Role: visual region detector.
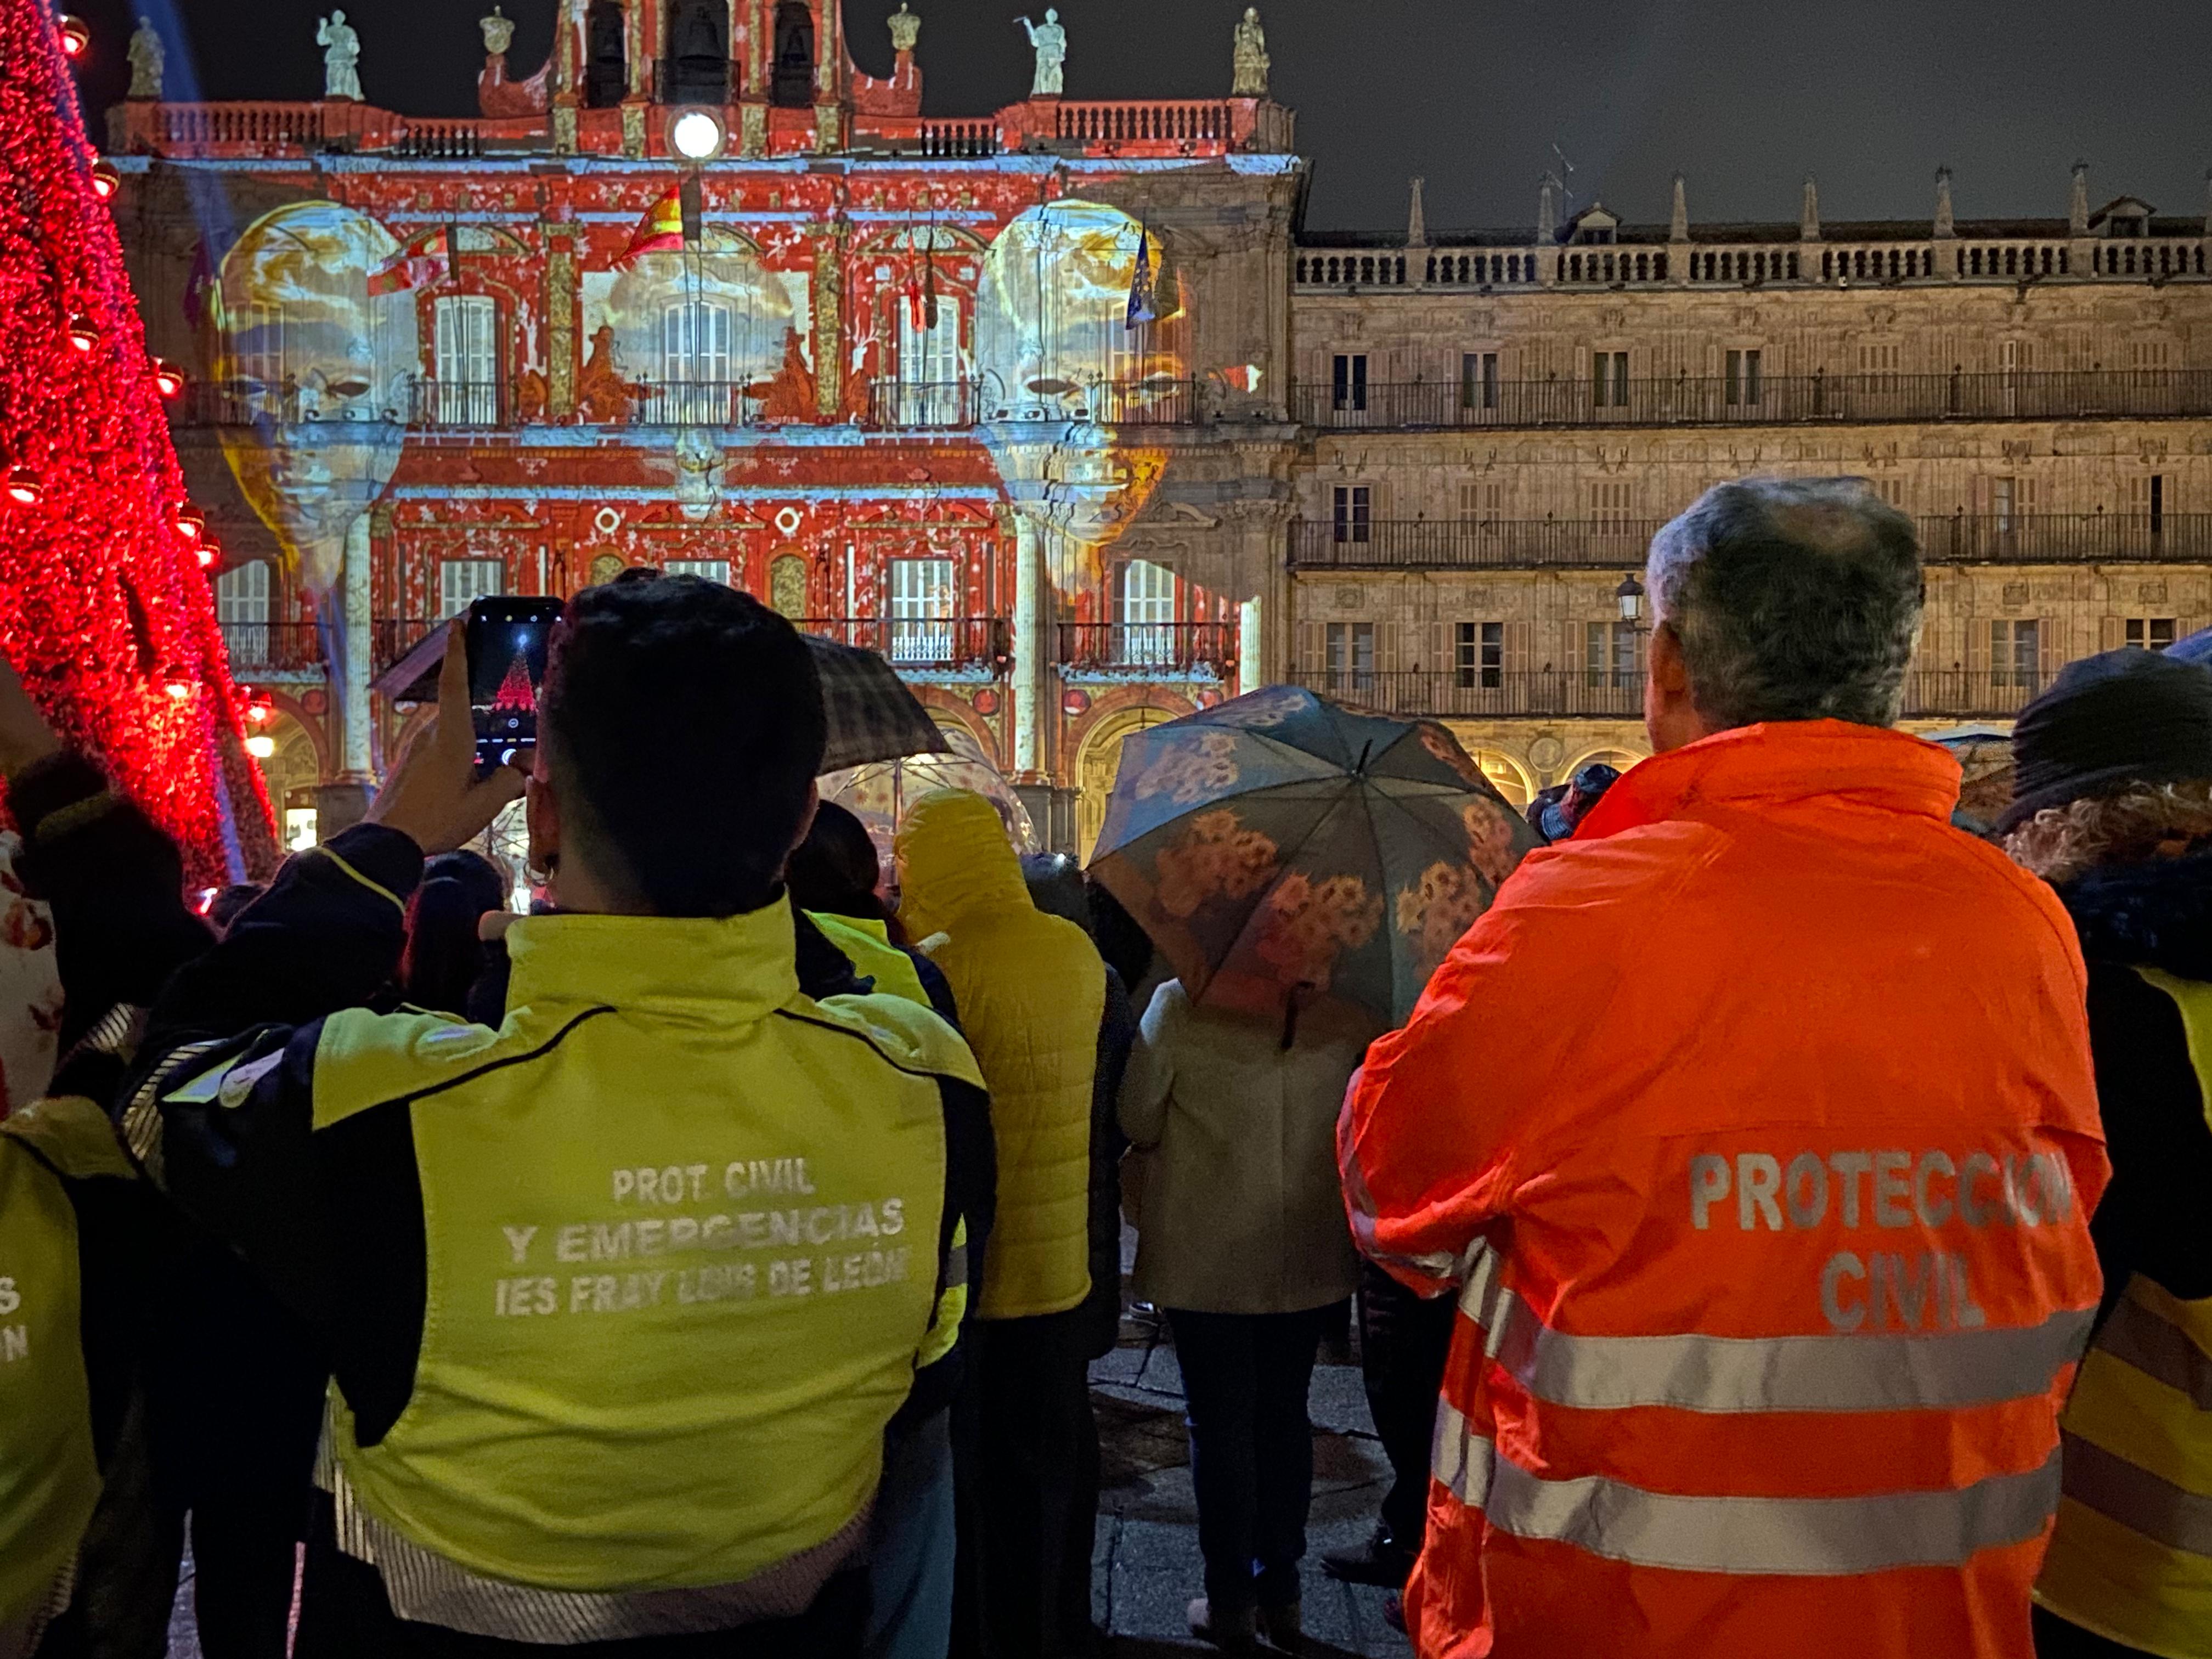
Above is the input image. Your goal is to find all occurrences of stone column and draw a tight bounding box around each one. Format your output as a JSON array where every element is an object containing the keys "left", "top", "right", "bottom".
[
  {"left": 338, "top": 514, "right": 375, "bottom": 781},
  {"left": 815, "top": 0, "right": 841, "bottom": 153},
  {"left": 1012, "top": 517, "right": 1049, "bottom": 776},
  {"left": 1238, "top": 596, "right": 1263, "bottom": 696}
]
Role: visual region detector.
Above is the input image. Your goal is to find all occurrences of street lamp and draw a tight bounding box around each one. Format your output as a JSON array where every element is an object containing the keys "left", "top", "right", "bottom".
[{"left": 1615, "top": 573, "right": 1646, "bottom": 625}]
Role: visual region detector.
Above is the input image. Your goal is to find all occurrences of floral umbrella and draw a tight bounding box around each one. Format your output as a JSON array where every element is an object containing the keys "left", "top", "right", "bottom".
[{"left": 1088, "top": 685, "right": 1537, "bottom": 1028}]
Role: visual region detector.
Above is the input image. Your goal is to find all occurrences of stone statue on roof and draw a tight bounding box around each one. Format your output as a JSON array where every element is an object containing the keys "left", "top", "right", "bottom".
[
  {"left": 1232, "top": 8, "right": 1268, "bottom": 98},
  {"left": 127, "top": 15, "right": 163, "bottom": 100},
  {"left": 317, "top": 11, "right": 363, "bottom": 102},
  {"left": 889, "top": 3, "right": 921, "bottom": 55},
  {"left": 480, "top": 5, "right": 516, "bottom": 58},
  {"left": 1016, "top": 10, "right": 1065, "bottom": 98}
]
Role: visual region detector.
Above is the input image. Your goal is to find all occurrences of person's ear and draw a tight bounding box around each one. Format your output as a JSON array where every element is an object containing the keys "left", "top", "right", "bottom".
[
  {"left": 526, "top": 766, "right": 562, "bottom": 899},
  {"left": 1650, "top": 621, "right": 1691, "bottom": 695}
]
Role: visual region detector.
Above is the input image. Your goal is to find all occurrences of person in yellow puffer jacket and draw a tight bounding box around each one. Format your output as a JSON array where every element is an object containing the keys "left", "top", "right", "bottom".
[{"left": 896, "top": 789, "right": 1109, "bottom": 1659}]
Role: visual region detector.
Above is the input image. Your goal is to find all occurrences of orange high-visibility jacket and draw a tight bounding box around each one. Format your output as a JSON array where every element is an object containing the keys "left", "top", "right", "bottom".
[{"left": 1340, "top": 721, "right": 2109, "bottom": 1659}]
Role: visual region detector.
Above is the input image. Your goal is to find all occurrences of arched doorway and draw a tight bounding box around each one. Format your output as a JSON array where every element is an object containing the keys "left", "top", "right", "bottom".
[
  {"left": 255, "top": 714, "right": 323, "bottom": 851},
  {"left": 665, "top": 0, "right": 727, "bottom": 103},
  {"left": 1467, "top": 749, "right": 1534, "bottom": 809},
  {"left": 771, "top": 2, "right": 815, "bottom": 106},
  {"left": 1567, "top": 746, "right": 1646, "bottom": 780},
  {"left": 1076, "top": 706, "right": 1177, "bottom": 862}
]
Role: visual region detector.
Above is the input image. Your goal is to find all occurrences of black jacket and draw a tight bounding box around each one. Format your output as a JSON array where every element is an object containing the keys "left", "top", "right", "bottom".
[{"left": 2055, "top": 853, "right": 2212, "bottom": 1312}]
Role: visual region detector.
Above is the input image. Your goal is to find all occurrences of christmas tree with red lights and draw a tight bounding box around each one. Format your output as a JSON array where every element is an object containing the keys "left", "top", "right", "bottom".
[
  {"left": 490, "top": 652, "right": 538, "bottom": 719},
  {"left": 0, "top": 0, "right": 274, "bottom": 881}
]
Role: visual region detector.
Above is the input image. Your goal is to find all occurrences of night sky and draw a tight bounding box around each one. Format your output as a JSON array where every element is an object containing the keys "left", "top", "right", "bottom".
[{"left": 69, "top": 0, "right": 2212, "bottom": 232}]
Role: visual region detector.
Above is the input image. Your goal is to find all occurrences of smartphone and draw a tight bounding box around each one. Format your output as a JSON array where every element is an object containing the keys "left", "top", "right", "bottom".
[{"left": 465, "top": 598, "right": 563, "bottom": 776}]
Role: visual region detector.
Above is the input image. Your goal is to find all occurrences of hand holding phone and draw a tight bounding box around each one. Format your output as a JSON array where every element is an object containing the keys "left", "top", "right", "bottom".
[
  {"left": 464, "top": 599, "right": 564, "bottom": 777},
  {"left": 367, "top": 624, "right": 528, "bottom": 856}
]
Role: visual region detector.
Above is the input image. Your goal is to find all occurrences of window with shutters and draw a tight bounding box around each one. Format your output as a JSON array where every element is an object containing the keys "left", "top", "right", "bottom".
[
  {"left": 1585, "top": 621, "right": 1643, "bottom": 690},
  {"left": 2131, "top": 340, "right": 2175, "bottom": 373},
  {"left": 1333, "top": 486, "right": 1372, "bottom": 544},
  {"left": 1871, "top": 477, "right": 1906, "bottom": 509},
  {"left": 664, "top": 558, "right": 731, "bottom": 584},
  {"left": 439, "top": 558, "right": 505, "bottom": 619},
  {"left": 1725, "top": 348, "right": 1762, "bottom": 407},
  {"left": 1990, "top": 619, "right": 2042, "bottom": 691},
  {"left": 216, "top": 560, "right": 272, "bottom": 665},
  {"left": 1590, "top": 351, "right": 1629, "bottom": 408},
  {"left": 895, "top": 295, "right": 964, "bottom": 424},
  {"left": 658, "top": 300, "right": 735, "bottom": 423},
  {"left": 1462, "top": 352, "right": 1499, "bottom": 410},
  {"left": 432, "top": 296, "right": 500, "bottom": 424},
  {"left": 1458, "top": 481, "right": 1501, "bottom": 522},
  {"left": 2125, "top": 618, "right": 2178, "bottom": 652},
  {"left": 2129, "top": 475, "right": 2169, "bottom": 533},
  {"left": 1331, "top": 353, "right": 1368, "bottom": 413},
  {"left": 1457, "top": 621, "right": 1503, "bottom": 690},
  {"left": 1118, "top": 559, "right": 1177, "bottom": 667},
  {"left": 889, "top": 557, "right": 958, "bottom": 663},
  {"left": 1857, "top": 342, "right": 1902, "bottom": 391},
  {"left": 1591, "top": 480, "right": 1633, "bottom": 530},
  {"left": 1324, "top": 622, "right": 1374, "bottom": 693}
]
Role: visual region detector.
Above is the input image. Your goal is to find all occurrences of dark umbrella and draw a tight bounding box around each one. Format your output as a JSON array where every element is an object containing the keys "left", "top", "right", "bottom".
[
  {"left": 1087, "top": 685, "right": 1537, "bottom": 1028},
  {"left": 371, "top": 623, "right": 949, "bottom": 774}
]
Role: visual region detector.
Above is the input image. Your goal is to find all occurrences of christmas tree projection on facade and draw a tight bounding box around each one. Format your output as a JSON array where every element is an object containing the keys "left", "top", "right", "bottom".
[
  {"left": 0, "top": 0, "right": 275, "bottom": 881},
  {"left": 481, "top": 646, "right": 538, "bottom": 765}
]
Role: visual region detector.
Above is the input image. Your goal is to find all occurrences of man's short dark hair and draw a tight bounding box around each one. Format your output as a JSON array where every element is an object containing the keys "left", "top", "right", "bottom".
[
  {"left": 1647, "top": 477, "right": 1923, "bottom": 730},
  {"left": 540, "top": 575, "right": 826, "bottom": 917}
]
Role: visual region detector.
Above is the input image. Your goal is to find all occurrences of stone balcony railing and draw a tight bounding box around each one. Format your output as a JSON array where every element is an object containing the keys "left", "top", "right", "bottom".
[
  {"left": 1298, "top": 237, "right": 2209, "bottom": 294},
  {"left": 1295, "top": 369, "right": 2212, "bottom": 431},
  {"left": 110, "top": 94, "right": 1291, "bottom": 162},
  {"left": 1290, "top": 667, "right": 2061, "bottom": 723},
  {"left": 1290, "top": 513, "right": 2212, "bottom": 571}
]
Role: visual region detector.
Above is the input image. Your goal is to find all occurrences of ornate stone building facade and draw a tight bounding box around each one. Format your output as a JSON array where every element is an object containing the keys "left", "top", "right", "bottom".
[
  {"left": 104, "top": 0, "right": 1300, "bottom": 854},
  {"left": 99, "top": 5, "right": 2212, "bottom": 846},
  {"left": 1291, "top": 171, "right": 2212, "bottom": 803}
]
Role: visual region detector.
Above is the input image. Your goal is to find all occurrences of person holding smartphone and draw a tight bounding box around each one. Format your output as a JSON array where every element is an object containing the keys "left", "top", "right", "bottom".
[{"left": 123, "top": 579, "right": 985, "bottom": 1658}]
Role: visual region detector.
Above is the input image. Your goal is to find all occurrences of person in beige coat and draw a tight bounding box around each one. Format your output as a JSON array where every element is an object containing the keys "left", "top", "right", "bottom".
[{"left": 1118, "top": 980, "right": 1374, "bottom": 1652}]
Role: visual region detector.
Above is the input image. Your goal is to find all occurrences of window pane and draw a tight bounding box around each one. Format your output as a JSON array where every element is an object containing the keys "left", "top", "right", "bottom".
[
  {"left": 439, "top": 558, "right": 504, "bottom": 618},
  {"left": 664, "top": 559, "right": 730, "bottom": 584}
]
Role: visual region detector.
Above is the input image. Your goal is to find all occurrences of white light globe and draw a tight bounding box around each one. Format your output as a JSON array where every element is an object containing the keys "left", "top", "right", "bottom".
[
  {"left": 245, "top": 733, "right": 276, "bottom": 759},
  {"left": 671, "top": 111, "right": 723, "bottom": 161}
]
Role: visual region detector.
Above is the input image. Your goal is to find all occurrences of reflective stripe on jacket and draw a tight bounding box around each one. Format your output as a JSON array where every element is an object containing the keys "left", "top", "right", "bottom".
[
  {"left": 898, "top": 789, "right": 1105, "bottom": 1321},
  {"left": 2036, "top": 966, "right": 2212, "bottom": 1658},
  {"left": 1340, "top": 721, "right": 2109, "bottom": 1659},
  {"left": 0, "top": 1097, "right": 133, "bottom": 1628},
  {"left": 307, "top": 903, "right": 974, "bottom": 1609}
]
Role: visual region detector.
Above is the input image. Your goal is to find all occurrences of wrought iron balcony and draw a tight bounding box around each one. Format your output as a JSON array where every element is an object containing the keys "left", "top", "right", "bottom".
[
  {"left": 174, "top": 379, "right": 507, "bottom": 428},
  {"left": 1288, "top": 667, "right": 2059, "bottom": 723},
  {"left": 1295, "top": 369, "right": 2212, "bottom": 431},
  {"left": 1293, "top": 513, "right": 2212, "bottom": 572},
  {"left": 1917, "top": 513, "right": 2212, "bottom": 565},
  {"left": 800, "top": 617, "right": 1011, "bottom": 674},
  {"left": 220, "top": 621, "right": 324, "bottom": 674},
  {"left": 867, "top": 380, "right": 979, "bottom": 429},
  {"left": 1293, "top": 518, "right": 1666, "bottom": 572},
  {"left": 977, "top": 378, "right": 1203, "bottom": 426},
  {"left": 1057, "top": 621, "right": 1240, "bottom": 676},
  {"left": 626, "top": 381, "right": 763, "bottom": 428}
]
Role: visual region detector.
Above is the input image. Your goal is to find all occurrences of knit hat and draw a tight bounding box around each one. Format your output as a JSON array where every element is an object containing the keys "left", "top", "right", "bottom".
[{"left": 1999, "top": 648, "right": 2212, "bottom": 834}]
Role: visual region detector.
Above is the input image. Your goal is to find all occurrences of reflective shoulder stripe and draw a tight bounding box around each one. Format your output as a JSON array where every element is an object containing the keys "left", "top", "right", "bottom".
[
  {"left": 306, "top": 843, "right": 408, "bottom": 915},
  {"left": 780, "top": 995, "right": 985, "bottom": 1096},
  {"left": 2092, "top": 1291, "right": 2212, "bottom": 1411},
  {"left": 1457, "top": 1252, "right": 2091, "bottom": 1415},
  {"left": 1431, "top": 1402, "right": 2062, "bottom": 1576},
  {"left": 2060, "top": 1434, "right": 2212, "bottom": 1560}
]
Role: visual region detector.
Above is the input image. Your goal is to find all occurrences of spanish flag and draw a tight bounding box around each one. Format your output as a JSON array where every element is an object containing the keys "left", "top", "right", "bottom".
[
  {"left": 368, "top": 228, "right": 452, "bottom": 296},
  {"left": 616, "top": 185, "right": 686, "bottom": 267}
]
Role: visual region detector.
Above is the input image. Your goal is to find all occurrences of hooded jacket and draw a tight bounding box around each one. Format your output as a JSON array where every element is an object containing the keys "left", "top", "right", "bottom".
[{"left": 898, "top": 791, "right": 1106, "bottom": 1322}]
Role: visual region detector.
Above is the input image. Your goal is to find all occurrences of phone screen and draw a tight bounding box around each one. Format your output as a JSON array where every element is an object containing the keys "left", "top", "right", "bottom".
[{"left": 466, "top": 602, "right": 560, "bottom": 774}]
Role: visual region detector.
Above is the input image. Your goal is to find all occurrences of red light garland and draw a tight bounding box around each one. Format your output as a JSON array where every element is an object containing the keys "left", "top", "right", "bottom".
[{"left": 0, "top": 0, "right": 276, "bottom": 881}]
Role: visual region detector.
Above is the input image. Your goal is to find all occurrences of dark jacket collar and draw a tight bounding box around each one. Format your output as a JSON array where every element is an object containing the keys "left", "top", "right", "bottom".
[{"left": 2057, "top": 852, "right": 2212, "bottom": 980}]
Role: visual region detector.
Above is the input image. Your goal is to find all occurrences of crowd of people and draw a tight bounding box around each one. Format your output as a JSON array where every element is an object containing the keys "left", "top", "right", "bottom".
[{"left": 2, "top": 475, "right": 2209, "bottom": 1659}]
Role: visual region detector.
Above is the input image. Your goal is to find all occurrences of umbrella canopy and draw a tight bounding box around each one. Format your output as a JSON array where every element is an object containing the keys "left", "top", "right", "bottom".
[
  {"left": 821, "top": 725, "right": 1038, "bottom": 877},
  {"left": 374, "top": 622, "right": 949, "bottom": 775},
  {"left": 1088, "top": 685, "right": 1537, "bottom": 1027}
]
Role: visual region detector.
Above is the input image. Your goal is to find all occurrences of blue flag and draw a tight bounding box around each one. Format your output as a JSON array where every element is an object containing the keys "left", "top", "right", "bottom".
[{"left": 1126, "top": 227, "right": 1157, "bottom": 329}]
